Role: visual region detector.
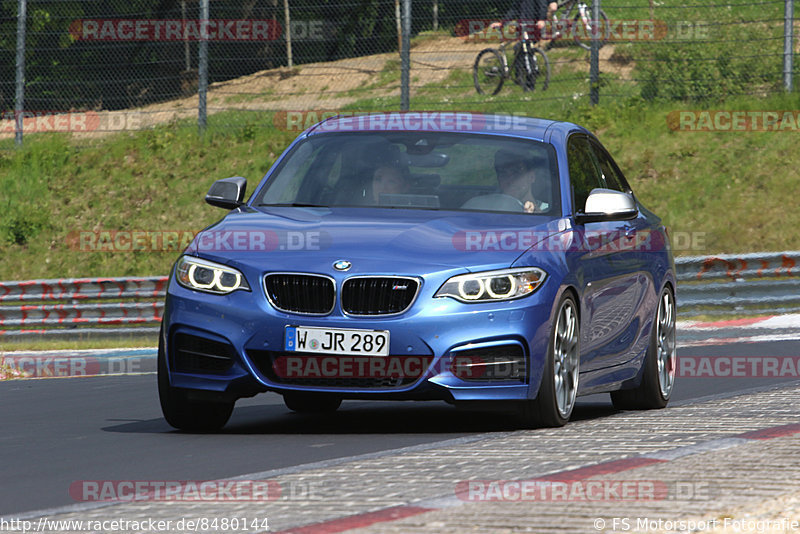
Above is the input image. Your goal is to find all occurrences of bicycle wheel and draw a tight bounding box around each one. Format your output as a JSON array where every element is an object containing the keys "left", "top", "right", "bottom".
[
  {"left": 574, "top": 8, "right": 609, "bottom": 51},
  {"left": 473, "top": 48, "right": 506, "bottom": 96},
  {"left": 512, "top": 45, "right": 550, "bottom": 93}
]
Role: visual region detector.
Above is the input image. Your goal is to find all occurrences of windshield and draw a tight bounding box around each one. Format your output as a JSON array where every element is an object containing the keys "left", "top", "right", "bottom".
[{"left": 254, "top": 132, "right": 561, "bottom": 216}]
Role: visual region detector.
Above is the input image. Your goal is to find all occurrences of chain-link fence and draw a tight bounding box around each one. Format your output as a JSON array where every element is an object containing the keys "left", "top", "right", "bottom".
[
  {"left": 1, "top": 0, "right": 796, "bottom": 143},
  {"left": 409, "top": 0, "right": 798, "bottom": 110}
]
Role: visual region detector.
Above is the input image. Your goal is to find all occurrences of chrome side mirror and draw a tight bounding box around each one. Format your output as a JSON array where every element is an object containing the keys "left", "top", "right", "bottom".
[{"left": 575, "top": 188, "right": 638, "bottom": 224}]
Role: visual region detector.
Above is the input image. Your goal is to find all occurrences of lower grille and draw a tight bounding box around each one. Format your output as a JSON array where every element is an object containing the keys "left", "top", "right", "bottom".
[
  {"left": 265, "top": 274, "right": 335, "bottom": 315},
  {"left": 247, "top": 350, "right": 431, "bottom": 389},
  {"left": 450, "top": 344, "right": 526, "bottom": 382},
  {"left": 173, "top": 333, "right": 235, "bottom": 374},
  {"left": 341, "top": 277, "right": 420, "bottom": 315}
]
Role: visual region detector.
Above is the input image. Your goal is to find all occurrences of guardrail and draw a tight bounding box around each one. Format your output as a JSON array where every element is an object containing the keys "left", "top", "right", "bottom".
[
  {"left": 0, "top": 277, "right": 167, "bottom": 341},
  {"left": 675, "top": 251, "right": 800, "bottom": 316},
  {"left": 0, "top": 252, "right": 797, "bottom": 341}
]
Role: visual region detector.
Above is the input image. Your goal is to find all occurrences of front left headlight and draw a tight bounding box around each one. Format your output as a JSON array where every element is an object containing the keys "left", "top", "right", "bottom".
[
  {"left": 434, "top": 267, "right": 546, "bottom": 303},
  {"left": 175, "top": 256, "right": 250, "bottom": 294}
]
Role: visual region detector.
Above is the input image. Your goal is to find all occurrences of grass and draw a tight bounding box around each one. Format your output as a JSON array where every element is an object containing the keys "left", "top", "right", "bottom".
[
  {"left": 224, "top": 90, "right": 276, "bottom": 104},
  {"left": 1, "top": 0, "right": 799, "bottom": 281},
  {"left": 2, "top": 90, "right": 799, "bottom": 284},
  {"left": 0, "top": 112, "right": 297, "bottom": 280},
  {"left": 0, "top": 337, "right": 158, "bottom": 352},
  {"left": 411, "top": 30, "right": 453, "bottom": 48},
  {"left": 342, "top": 58, "right": 404, "bottom": 98}
]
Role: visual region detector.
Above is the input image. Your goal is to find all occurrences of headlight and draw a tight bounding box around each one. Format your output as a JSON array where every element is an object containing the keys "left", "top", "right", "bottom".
[
  {"left": 434, "top": 268, "right": 546, "bottom": 303},
  {"left": 175, "top": 256, "right": 250, "bottom": 294}
]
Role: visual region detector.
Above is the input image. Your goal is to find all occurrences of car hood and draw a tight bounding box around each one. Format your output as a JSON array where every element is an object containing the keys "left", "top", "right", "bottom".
[{"left": 185, "top": 206, "right": 566, "bottom": 274}]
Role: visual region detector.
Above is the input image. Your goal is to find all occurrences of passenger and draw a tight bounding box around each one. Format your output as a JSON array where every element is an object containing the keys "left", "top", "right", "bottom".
[{"left": 370, "top": 164, "right": 409, "bottom": 203}]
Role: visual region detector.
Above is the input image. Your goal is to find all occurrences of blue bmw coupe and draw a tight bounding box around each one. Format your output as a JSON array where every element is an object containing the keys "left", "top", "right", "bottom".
[{"left": 158, "top": 113, "right": 676, "bottom": 431}]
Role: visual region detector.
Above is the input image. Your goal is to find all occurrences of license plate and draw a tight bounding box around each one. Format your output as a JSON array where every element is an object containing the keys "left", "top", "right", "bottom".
[{"left": 284, "top": 326, "right": 390, "bottom": 356}]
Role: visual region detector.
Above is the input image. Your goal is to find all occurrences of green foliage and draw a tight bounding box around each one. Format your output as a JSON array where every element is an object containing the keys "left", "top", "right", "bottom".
[
  {"left": 0, "top": 113, "right": 298, "bottom": 279},
  {"left": 2, "top": 91, "right": 800, "bottom": 280},
  {"left": 633, "top": 10, "right": 784, "bottom": 102},
  {"left": 2, "top": 212, "right": 48, "bottom": 246},
  {"left": 0, "top": 0, "right": 798, "bottom": 280},
  {"left": 1, "top": 0, "right": 405, "bottom": 111}
]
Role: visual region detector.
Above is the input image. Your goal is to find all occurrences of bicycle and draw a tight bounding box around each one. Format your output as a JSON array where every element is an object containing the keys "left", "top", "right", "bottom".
[
  {"left": 473, "top": 27, "right": 550, "bottom": 96},
  {"left": 551, "top": 0, "right": 610, "bottom": 51}
]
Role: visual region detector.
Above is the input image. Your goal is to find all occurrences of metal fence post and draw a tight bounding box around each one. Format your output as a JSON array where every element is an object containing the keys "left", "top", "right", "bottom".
[
  {"left": 400, "top": 0, "right": 411, "bottom": 111},
  {"left": 785, "top": 0, "right": 795, "bottom": 92},
  {"left": 182, "top": 0, "right": 190, "bottom": 71},
  {"left": 284, "top": 0, "right": 293, "bottom": 68},
  {"left": 198, "top": 0, "right": 209, "bottom": 132},
  {"left": 14, "top": 0, "right": 27, "bottom": 147},
  {"left": 590, "top": 0, "right": 600, "bottom": 105},
  {"left": 395, "top": 0, "right": 402, "bottom": 52}
]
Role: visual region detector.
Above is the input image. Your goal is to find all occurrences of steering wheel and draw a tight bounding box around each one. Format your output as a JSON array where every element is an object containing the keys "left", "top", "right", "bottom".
[
  {"left": 460, "top": 193, "right": 526, "bottom": 212},
  {"left": 494, "top": 194, "right": 526, "bottom": 212}
]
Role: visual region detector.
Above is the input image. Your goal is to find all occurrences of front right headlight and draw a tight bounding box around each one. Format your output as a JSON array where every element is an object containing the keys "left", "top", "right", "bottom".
[
  {"left": 175, "top": 256, "right": 250, "bottom": 295},
  {"left": 434, "top": 267, "right": 546, "bottom": 303}
]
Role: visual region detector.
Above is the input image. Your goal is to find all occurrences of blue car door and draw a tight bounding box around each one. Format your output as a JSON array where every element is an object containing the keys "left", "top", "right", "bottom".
[{"left": 566, "top": 134, "right": 649, "bottom": 373}]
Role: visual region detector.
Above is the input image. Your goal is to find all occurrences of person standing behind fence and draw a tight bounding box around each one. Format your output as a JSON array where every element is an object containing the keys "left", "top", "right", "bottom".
[{"left": 490, "top": 0, "right": 558, "bottom": 40}]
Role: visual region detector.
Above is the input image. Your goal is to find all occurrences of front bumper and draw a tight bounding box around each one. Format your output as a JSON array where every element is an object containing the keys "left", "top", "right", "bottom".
[{"left": 162, "top": 275, "right": 558, "bottom": 403}]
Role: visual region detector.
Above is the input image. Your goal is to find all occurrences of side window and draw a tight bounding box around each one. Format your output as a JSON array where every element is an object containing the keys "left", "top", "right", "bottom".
[
  {"left": 567, "top": 135, "right": 603, "bottom": 213},
  {"left": 590, "top": 140, "right": 630, "bottom": 193}
]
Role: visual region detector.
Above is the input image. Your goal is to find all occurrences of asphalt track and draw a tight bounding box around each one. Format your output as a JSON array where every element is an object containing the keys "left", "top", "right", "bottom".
[{"left": 1, "top": 335, "right": 799, "bottom": 517}]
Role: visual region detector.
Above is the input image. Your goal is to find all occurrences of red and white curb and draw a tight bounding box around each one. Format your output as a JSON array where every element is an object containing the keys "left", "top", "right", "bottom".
[
  {"left": 677, "top": 314, "right": 800, "bottom": 348},
  {"left": 678, "top": 314, "right": 800, "bottom": 331},
  {"left": 274, "top": 423, "right": 800, "bottom": 533}
]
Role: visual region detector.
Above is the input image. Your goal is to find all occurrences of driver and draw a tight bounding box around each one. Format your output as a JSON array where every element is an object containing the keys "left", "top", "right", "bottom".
[{"left": 494, "top": 149, "right": 545, "bottom": 213}]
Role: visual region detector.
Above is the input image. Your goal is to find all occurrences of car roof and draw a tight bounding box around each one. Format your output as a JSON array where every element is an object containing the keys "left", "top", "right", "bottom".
[{"left": 302, "top": 112, "right": 588, "bottom": 143}]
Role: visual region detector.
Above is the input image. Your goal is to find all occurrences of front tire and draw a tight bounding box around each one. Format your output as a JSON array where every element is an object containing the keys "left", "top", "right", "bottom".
[
  {"left": 158, "top": 330, "right": 234, "bottom": 432},
  {"left": 611, "top": 286, "right": 676, "bottom": 410},
  {"left": 473, "top": 48, "right": 506, "bottom": 95},
  {"left": 520, "top": 293, "right": 580, "bottom": 427}
]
